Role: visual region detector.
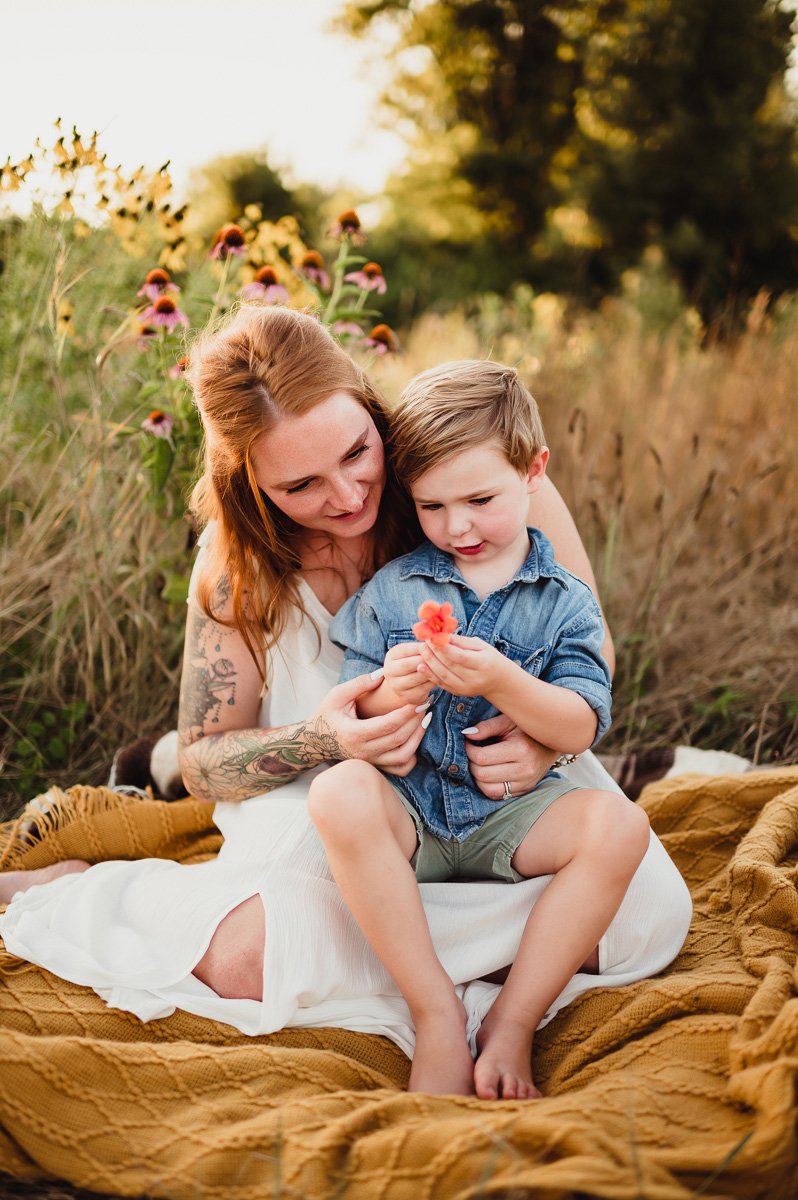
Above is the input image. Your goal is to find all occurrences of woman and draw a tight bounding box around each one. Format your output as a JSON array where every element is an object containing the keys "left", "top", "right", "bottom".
[{"left": 0, "top": 307, "right": 691, "bottom": 1094}]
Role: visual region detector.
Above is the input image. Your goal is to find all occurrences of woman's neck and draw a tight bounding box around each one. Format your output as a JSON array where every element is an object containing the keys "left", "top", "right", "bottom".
[{"left": 299, "top": 532, "right": 376, "bottom": 614}]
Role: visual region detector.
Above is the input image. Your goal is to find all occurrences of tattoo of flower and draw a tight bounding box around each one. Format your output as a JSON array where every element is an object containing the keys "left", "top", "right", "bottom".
[{"left": 303, "top": 716, "right": 351, "bottom": 762}]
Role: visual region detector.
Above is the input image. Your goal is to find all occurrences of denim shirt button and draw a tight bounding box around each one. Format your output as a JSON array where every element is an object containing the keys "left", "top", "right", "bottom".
[
  {"left": 447, "top": 764, "right": 460, "bottom": 775},
  {"left": 455, "top": 702, "right": 466, "bottom": 713}
]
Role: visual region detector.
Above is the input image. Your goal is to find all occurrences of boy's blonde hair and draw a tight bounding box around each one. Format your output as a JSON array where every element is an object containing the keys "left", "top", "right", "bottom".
[{"left": 390, "top": 359, "right": 546, "bottom": 487}]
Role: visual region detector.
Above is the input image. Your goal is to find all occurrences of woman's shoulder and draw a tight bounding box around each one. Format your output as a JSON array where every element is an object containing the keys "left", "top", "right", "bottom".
[{"left": 186, "top": 522, "right": 235, "bottom": 620}]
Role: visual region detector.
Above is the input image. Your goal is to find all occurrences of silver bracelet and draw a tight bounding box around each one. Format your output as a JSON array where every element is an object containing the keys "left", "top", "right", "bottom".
[{"left": 553, "top": 753, "right": 579, "bottom": 769}]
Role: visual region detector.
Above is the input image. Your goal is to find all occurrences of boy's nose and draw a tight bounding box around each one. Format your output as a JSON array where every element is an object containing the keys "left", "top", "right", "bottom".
[{"left": 447, "top": 511, "right": 472, "bottom": 537}]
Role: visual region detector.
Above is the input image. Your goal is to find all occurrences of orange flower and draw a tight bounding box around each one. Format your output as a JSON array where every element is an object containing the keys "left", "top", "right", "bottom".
[{"left": 413, "top": 601, "right": 458, "bottom": 647}]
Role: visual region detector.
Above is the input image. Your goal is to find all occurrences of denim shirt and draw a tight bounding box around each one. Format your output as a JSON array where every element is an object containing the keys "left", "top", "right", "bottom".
[{"left": 329, "top": 528, "right": 612, "bottom": 842}]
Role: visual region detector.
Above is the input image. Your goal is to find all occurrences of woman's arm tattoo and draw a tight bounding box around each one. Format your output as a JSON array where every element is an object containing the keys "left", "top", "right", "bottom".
[
  {"left": 180, "top": 717, "right": 349, "bottom": 804},
  {"left": 178, "top": 600, "right": 239, "bottom": 745},
  {"left": 178, "top": 602, "right": 350, "bottom": 803}
]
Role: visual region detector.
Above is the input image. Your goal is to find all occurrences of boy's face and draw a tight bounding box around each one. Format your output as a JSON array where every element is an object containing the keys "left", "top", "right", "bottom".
[{"left": 410, "top": 441, "right": 548, "bottom": 571}]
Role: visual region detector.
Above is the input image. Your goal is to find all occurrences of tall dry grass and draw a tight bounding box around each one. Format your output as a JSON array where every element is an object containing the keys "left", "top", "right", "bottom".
[{"left": 0, "top": 391, "right": 191, "bottom": 816}]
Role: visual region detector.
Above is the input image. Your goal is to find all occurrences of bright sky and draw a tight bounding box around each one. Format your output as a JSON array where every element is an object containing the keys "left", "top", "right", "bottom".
[{"left": 2, "top": 0, "right": 407, "bottom": 199}]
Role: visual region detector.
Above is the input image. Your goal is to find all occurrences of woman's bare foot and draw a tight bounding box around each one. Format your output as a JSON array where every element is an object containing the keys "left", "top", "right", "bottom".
[
  {"left": 474, "top": 1013, "right": 542, "bottom": 1100},
  {"left": 409, "top": 996, "right": 475, "bottom": 1095},
  {"left": 0, "top": 859, "right": 89, "bottom": 904}
]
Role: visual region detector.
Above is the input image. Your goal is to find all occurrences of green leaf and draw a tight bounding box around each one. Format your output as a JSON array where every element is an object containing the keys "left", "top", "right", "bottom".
[
  {"left": 150, "top": 437, "right": 175, "bottom": 495},
  {"left": 138, "top": 380, "right": 165, "bottom": 402},
  {"left": 47, "top": 735, "right": 67, "bottom": 761},
  {"left": 161, "top": 573, "right": 190, "bottom": 605}
]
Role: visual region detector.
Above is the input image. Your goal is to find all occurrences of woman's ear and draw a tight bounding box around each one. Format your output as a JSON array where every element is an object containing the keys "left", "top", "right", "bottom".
[{"left": 526, "top": 447, "right": 550, "bottom": 494}]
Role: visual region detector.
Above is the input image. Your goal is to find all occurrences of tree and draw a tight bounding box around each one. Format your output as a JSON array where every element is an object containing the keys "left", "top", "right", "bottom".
[
  {"left": 186, "top": 151, "right": 327, "bottom": 246},
  {"left": 342, "top": 0, "right": 583, "bottom": 252},
  {"left": 340, "top": 0, "right": 798, "bottom": 316},
  {"left": 573, "top": 0, "right": 798, "bottom": 314}
]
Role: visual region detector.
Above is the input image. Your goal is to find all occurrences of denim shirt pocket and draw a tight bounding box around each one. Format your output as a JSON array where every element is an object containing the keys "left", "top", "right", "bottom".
[
  {"left": 386, "top": 628, "right": 417, "bottom": 649},
  {"left": 494, "top": 637, "right": 549, "bottom": 677}
]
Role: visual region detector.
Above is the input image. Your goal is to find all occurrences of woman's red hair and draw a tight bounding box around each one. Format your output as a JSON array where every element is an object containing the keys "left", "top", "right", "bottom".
[{"left": 186, "top": 305, "right": 417, "bottom": 681}]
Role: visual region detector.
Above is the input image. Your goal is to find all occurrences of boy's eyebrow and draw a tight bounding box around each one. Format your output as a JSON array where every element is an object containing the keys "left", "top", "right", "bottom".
[
  {"left": 413, "top": 485, "right": 495, "bottom": 503},
  {"left": 275, "top": 430, "right": 369, "bottom": 488}
]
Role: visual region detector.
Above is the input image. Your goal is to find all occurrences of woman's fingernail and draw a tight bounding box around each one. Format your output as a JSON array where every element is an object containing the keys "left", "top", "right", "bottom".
[
  {"left": 370, "top": 667, "right": 385, "bottom": 680},
  {"left": 420, "top": 712, "right": 433, "bottom": 729},
  {"left": 414, "top": 701, "right": 431, "bottom": 713},
  {"left": 461, "top": 726, "right": 479, "bottom": 736}
]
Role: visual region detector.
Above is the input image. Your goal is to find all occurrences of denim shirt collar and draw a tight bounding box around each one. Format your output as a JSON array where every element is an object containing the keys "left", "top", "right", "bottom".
[{"left": 397, "top": 527, "right": 571, "bottom": 592}]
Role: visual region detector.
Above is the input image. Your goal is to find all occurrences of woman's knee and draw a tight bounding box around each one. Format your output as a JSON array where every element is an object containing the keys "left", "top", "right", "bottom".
[{"left": 192, "top": 895, "right": 265, "bottom": 1001}]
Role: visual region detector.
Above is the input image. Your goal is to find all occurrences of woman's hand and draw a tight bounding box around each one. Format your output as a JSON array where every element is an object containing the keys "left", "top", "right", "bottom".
[
  {"left": 463, "top": 714, "right": 558, "bottom": 801},
  {"left": 313, "top": 671, "right": 427, "bottom": 776}
]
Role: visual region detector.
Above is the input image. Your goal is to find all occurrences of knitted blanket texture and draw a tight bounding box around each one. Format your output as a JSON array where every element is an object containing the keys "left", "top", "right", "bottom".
[{"left": 0, "top": 767, "right": 796, "bottom": 1199}]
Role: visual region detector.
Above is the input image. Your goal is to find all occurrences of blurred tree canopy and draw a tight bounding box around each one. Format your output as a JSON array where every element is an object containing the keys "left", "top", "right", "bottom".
[
  {"left": 186, "top": 151, "right": 327, "bottom": 245},
  {"left": 340, "top": 0, "right": 798, "bottom": 321}
]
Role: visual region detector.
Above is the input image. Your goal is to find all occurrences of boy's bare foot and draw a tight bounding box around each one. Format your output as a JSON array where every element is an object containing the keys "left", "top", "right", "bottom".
[
  {"left": 409, "top": 997, "right": 475, "bottom": 1095},
  {"left": 474, "top": 1014, "right": 542, "bottom": 1100},
  {"left": 0, "top": 859, "right": 90, "bottom": 904}
]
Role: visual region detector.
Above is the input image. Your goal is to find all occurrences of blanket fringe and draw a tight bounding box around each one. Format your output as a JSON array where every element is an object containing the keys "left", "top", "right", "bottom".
[
  {"left": 0, "top": 785, "right": 152, "bottom": 870},
  {"left": 0, "top": 786, "right": 154, "bottom": 974},
  {"left": 0, "top": 944, "right": 36, "bottom": 976}
]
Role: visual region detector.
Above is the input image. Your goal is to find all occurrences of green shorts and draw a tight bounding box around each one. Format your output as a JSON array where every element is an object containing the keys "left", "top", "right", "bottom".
[{"left": 395, "top": 776, "right": 581, "bottom": 883}]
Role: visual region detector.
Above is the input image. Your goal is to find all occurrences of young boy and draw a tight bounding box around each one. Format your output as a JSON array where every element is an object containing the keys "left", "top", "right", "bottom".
[{"left": 307, "top": 360, "right": 650, "bottom": 1100}]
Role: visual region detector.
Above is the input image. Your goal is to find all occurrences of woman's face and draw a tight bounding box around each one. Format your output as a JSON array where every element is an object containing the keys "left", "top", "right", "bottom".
[{"left": 249, "top": 391, "right": 386, "bottom": 539}]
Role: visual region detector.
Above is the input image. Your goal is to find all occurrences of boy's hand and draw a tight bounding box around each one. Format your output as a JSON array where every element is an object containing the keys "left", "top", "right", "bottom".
[
  {"left": 417, "top": 634, "right": 506, "bottom": 697},
  {"left": 383, "top": 641, "right": 435, "bottom": 706}
]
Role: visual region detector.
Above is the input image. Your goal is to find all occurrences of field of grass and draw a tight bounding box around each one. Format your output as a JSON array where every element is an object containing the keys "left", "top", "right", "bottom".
[{"left": 2, "top": 211, "right": 797, "bottom": 818}]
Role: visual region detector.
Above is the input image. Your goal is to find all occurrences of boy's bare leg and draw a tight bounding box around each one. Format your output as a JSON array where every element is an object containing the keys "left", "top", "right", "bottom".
[
  {"left": 309, "top": 760, "right": 475, "bottom": 1096},
  {"left": 0, "top": 859, "right": 89, "bottom": 904},
  {"left": 474, "top": 789, "right": 650, "bottom": 1100}
]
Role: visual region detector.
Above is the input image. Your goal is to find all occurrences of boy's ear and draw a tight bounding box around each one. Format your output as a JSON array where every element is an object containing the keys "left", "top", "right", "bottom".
[{"left": 526, "top": 447, "right": 550, "bottom": 494}]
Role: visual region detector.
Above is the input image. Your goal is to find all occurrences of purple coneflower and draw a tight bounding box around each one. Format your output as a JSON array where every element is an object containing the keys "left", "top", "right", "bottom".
[
  {"left": 332, "top": 208, "right": 365, "bottom": 242},
  {"left": 167, "top": 356, "right": 190, "bottom": 379},
  {"left": 141, "top": 409, "right": 173, "bottom": 438},
  {"left": 364, "top": 324, "right": 397, "bottom": 355},
  {"left": 136, "top": 324, "right": 159, "bottom": 349},
  {"left": 300, "top": 250, "right": 330, "bottom": 290},
  {"left": 332, "top": 321, "right": 364, "bottom": 339},
  {"left": 138, "top": 267, "right": 180, "bottom": 302},
  {"left": 240, "top": 266, "right": 289, "bottom": 304},
  {"left": 210, "top": 223, "right": 247, "bottom": 260},
  {"left": 139, "top": 295, "right": 189, "bottom": 332},
  {"left": 344, "top": 261, "right": 387, "bottom": 294}
]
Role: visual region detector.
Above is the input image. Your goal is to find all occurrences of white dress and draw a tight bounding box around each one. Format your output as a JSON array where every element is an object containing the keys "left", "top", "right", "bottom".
[{"left": 0, "top": 540, "right": 692, "bottom": 1059}]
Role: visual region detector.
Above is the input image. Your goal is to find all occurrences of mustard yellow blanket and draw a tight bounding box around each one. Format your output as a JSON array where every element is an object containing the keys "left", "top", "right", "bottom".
[{"left": 1, "top": 768, "right": 797, "bottom": 1199}]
